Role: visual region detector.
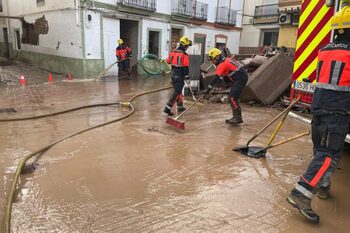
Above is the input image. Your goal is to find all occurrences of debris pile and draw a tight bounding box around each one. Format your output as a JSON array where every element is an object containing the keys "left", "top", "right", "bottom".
[{"left": 199, "top": 52, "right": 293, "bottom": 105}]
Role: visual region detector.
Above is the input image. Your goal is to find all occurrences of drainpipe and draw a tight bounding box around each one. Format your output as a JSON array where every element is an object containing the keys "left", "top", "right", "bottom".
[
  {"left": 228, "top": 0, "right": 232, "bottom": 23},
  {"left": 75, "top": 0, "right": 80, "bottom": 27},
  {"left": 216, "top": 0, "right": 219, "bottom": 22}
]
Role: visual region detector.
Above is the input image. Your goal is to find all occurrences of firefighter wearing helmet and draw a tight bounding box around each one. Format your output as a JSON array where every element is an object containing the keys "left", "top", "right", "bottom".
[
  {"left": 116, "top": 38, "right": 132, "bottom": 79},
  {"left": 163, "top": 36, "right": 192, "bottom": 116},
  {"left": 204, "top": 47, "right": 248, "bottom": 124},
  {"left": 287, "top": 5, "right": 350, "bottom": 223}
]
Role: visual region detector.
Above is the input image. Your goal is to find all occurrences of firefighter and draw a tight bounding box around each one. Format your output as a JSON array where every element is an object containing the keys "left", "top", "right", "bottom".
[
  {"left": 116, "top": 39, "right": 132, "bottom": 79},
  {"left": 286, "top": 6, "right": 350, "bottom": 223},
  {"left": 163, "top": 36, "right": 192, "bottom": 116},
  {"left": 204, "top": 48, "right": 248, "bottom": 125}
]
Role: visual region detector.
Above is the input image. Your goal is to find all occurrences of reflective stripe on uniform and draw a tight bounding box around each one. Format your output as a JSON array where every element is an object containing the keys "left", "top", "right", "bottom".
[
  {"left": 316, "top": 83, "right": 350, "bottom": 91},
  {"left": 310, "top": 157, "right": 332, "bottom": 187},
  {"left": 295, "top": 184, "right": 314, "bottom": 199},
  {"left": 231, "top": 97, "right": 238, "bottom": 109},
  {"left": 330, "top": 61, "right": 344, "bottom": 85}
]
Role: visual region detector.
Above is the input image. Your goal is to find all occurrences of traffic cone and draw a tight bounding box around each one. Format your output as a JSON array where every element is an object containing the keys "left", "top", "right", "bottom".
[
  {"left": 48, "top": 73, "right": 53, "bottom": 82},
  {"left": 67, "top": 73, "right": 73, "bottom": 80},
  {"left": 19, "top": 75, "right": 26, "bottom": 85}
]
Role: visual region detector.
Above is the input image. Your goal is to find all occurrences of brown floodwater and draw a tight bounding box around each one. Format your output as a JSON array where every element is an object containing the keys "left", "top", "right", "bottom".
[{"left": 0, "top": 72, "right": 350, "bottom": 232}]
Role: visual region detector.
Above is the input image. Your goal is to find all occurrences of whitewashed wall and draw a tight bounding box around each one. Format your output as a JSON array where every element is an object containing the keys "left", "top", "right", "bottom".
[
  {"left": 7, "top": 0, "right": 75, "bottom": 15},
  {"left": 7, "top": 9, "right": 83, "bottom": 58},
  {"left": 156, "top": 0, "right": 171, "bottom": 14},
  {"left": 84, "top": 10, "right": 102, "bottom": 59},
  {"left": 189, "top": 26, "right": 241, "bottom": 54},
  {"left": 141, "top": 19, "right": 170, "bottom": 59}
]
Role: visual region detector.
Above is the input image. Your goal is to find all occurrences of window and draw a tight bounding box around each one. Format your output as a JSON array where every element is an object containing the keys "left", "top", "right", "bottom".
[
  {"left": 22, "top": 21, "right": 39, "bottom": 45},
  {"left": 0, "top": 1, "right": 3, "bottom": 12},
  {"left": 292, "top": 12, "right": 300, "bottom": 26},
  {"left": 14, "top": 29, "right": 21, "bottom": 50},
  {"left": 261, "top": 29, "right": 279, "bottom": 47},
  {"left": 36, "top": 0, "right": 45, "bottom": 6}
]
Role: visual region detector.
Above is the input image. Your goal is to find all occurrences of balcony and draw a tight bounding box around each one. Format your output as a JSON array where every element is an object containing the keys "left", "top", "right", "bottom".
[
  {"left": 171, "top": 0, "right": 208, "bottom": 21},
  {"left": 215, "top": 7, "right": 237, "bottom": 26},
  {"left": 254, "top": 4, "right": 279, "bottom": 24},
  {"left": 117, "top": 0, "right": 156, "bottom": 12},
  {"left": 279, "top": 0, "right": 302, "bottom": 7},
  {"left": 172, "top": 0, "right": 195, "bottom": 18}
]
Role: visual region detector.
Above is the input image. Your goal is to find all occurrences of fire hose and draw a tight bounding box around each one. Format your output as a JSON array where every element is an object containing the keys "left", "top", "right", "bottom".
[
  {"left": 2, "top": 85, "right": 172, "bottom": 233},
  {"left": 95, "top": 54, "right": 171, "bottom": 81}
]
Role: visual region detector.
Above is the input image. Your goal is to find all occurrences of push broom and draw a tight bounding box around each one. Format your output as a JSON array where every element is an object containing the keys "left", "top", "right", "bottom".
[{"left": 166, "top": 95, "right": 204, "bottom": 130}]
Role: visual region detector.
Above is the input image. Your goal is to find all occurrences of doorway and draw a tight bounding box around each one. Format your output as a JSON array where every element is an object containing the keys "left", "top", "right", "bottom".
[
  {"left": 148, "top": 30, "right": 160, "bottom": 57},
  {"left": 194, "top": 33, "right": 206, "bottom": 62},
  {"left": 3, "top": 28, "right": 10, "bottom": 57},
  {"left": 120, "top": 19, "right": 139, "bottom": 59}
]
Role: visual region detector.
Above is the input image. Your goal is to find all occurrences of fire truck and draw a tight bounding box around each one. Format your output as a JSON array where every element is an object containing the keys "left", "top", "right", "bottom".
[
  {"left": 290, "top": 0, "right": 344, "bottom": 106},
  {"left": 289, "top": 0, "right": 350, "bottom": 142}
]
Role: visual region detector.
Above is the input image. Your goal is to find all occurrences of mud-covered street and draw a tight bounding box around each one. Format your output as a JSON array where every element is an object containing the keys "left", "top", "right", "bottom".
[{"left": 1, "top": 62, "right": 350, "bottom": 233}]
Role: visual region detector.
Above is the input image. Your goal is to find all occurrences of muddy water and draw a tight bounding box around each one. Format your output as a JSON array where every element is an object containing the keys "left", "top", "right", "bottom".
[{"left": 1, "top": 74, "right": 350, "bottom": 232}]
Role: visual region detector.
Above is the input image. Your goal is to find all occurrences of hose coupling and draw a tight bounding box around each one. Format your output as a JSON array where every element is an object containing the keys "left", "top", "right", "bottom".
[{"left": 121, "top": 102, "right": 131, "bottom": 107}]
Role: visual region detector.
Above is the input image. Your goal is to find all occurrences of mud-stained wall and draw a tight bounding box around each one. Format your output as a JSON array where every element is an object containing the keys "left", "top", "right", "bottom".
[{"left": 11, "top": 48, "right": 104, "bottom": 78}]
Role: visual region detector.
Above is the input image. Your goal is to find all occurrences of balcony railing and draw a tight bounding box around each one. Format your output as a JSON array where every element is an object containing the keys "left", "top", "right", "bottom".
[
  {"left": 215, "top": 7, "right": 237, "bottom": 26},
  {"left": 194, "top": 1, "right": 208, "bottom": 20},
  {"left": 117, "top": 0, "right": 156, "bottom": 11},
  {"left": 172, "top": 0, "right": 195, "bottom": 17},
  {"left": 254, "top": 4, "right": 279, "bottom": 24},
  {"left": 171, "top": 0, "right": 208, "bottom": 21}
]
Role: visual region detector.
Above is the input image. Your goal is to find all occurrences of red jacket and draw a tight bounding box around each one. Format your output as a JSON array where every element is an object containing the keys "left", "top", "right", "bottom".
[
  {"left": 215, "top": 57, "right": 243, "bottom": 80},
  {"left": 166, "top": 45, "right": 190, "bottom": 76},
  {"left": 116, "top": 45, "right": 132, "bottom": 61}
]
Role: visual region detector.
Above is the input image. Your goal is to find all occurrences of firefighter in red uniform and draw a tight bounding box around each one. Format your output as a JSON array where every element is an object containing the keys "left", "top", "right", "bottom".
[
  {"left": 287, "top": 6, "right": 350, "bottom": 223},
  {"left": 163, "top": 36, "right": 192, "bottom": 116},
  {"left": 204, "top": 48, "right": 248, "bottom": 124},
  {"left": 116, "top": 39, "right": 132, "bottom": 79}
]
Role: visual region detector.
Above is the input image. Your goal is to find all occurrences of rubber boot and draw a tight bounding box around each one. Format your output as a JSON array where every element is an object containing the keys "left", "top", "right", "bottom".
[
  {"left": 317, "top": 185, "right": 330, "bottom": 200},
  {"left": 286, "top": 188, "right": 320, "bottom": 223},
  {"left": 126, "top": 69, "right": 131, "bottom": 80},
  {"left": 226, "top": 103, "right": 243, "bottom": 125},
  {"left": 226, "top": 102, "right": 236, "bottom": 124},
  {"left": 163, "top": 105, "right": 174, "bottom": 116},
  {"left": 177, "top": 103, "right": 186, "bottom": 112}
]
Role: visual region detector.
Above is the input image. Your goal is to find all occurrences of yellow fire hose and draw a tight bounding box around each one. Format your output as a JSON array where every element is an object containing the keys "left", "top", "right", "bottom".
[{"left": 2, "top": 85, "right": 172, "bottom": 233}]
